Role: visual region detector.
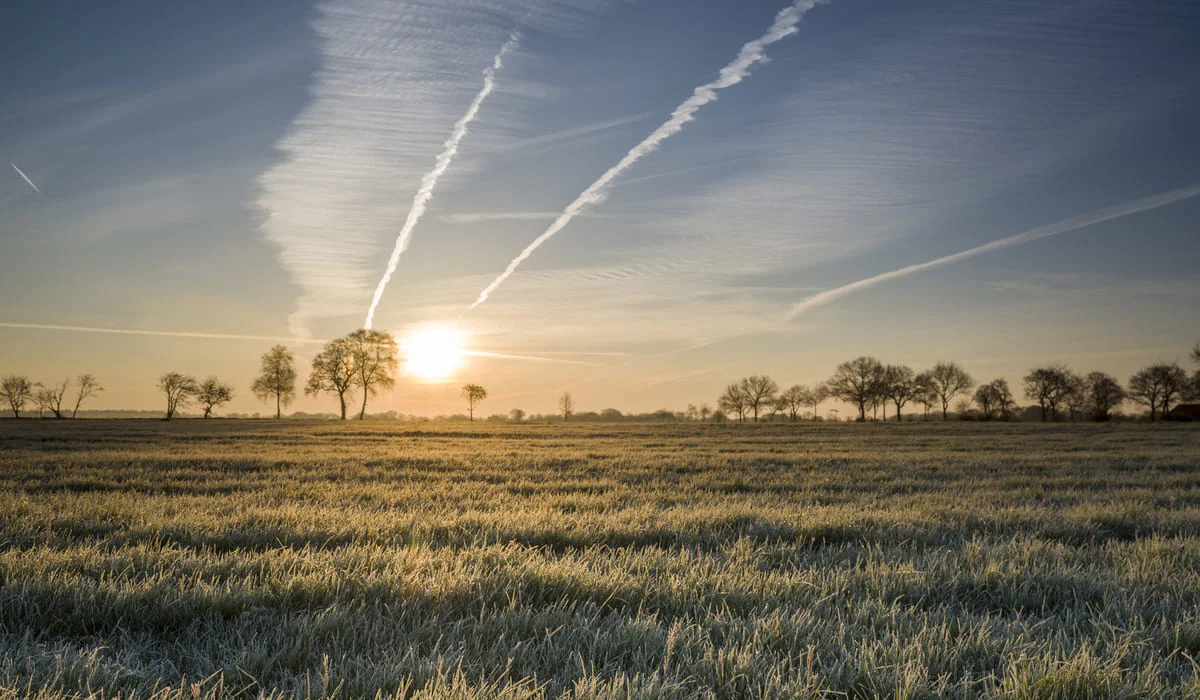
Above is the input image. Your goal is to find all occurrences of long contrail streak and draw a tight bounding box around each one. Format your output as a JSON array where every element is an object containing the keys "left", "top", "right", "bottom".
[
  {"left": 468, "top": 0, "right": 820, "bottom": 309},
  {"left": 10, "top": 162, "right": 42, "bottom": 194},
  {"left": 783, "top": 183, "right": 1200, "bottom": 321},
  {"left": 0, "top": 322, "right": 325, "bottom": 344},
  {"left": 0, "top": 322, "right": 610, "bottom": 365},
  {"left": 364, "top": 32, "right": 520, "bottom": 329}
]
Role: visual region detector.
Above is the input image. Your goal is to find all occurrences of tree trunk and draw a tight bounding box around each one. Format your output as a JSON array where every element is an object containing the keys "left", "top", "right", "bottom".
[
  {"left": 276, "top": 392, "right": 281, "bottom": 420},
  {"left": 359, "top": 390, "right": 368, "bottom": 420},
  {"left": 338, "top": 394, "right": 347, "bottom": 420},
  {"left": 895, "top": 402, "right": 903, "bottom": 422}
]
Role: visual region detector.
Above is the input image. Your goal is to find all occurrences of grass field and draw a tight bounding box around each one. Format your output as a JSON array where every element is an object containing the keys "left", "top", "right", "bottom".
[{"left": 1, "top": 420, "right": 1199, "bottom": 698}]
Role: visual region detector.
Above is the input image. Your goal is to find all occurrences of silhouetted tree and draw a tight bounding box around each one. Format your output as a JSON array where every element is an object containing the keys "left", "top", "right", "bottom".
[
  {"left": 1, "top": 376, "right": 35, "bottom": 418},
  {"left": 778, "top": 385, "right": 807, "bottom": 421},
  {"left": 347, "top": 329, "right": 398, "bottom": 420},
  {"left": 157, "top": 372, "right": 199, "bottom": 420},
  {"left": 196, "top": 377, "right": 234, "bottom": 418},
  {"left": 1062, "top": 370, "right": 1088, "bottom": 421},
  {"left": 1128, "top": 363, "right": 1188, "bottom": 421},
  {"left": 252, "top": 345, "right": 297, "bottom": 419},
  {"left": 737, "top": 375, "right": 778, "bottom": 423},
  {"left": 559, "top": 392, "right": 574, "bottom": 421},
  {"left": 34, "top": 379, "right": 70, "bottom": 418},
  {"left": 718, "top": 383, "right": 748, "bottom": 422},
  {"left": 928, "top": 362, "right": 974, "bottom": 420},
  {"left": 699, "top": 404, "right": 712, "bottom": 422},
  {"left": 882, "top": 365, "right": 919, "bottom": 422},
  {"left": 306, "top": 337, "right": 355, "bottom": 419},
  {"left": 827, "top": 357, "right": 885, "bottom": 421},
  {"left": 809, "top": 384, "right": 828, "bottom": 420},
  {"left": 974, "top": 379, "right": 1015, "bottom": 420},
  {"left": 509, "top": 408, "right": 525, "bottom": 423},
  {"left": 914, "top": 372, "right": 937, "bottom": 420},
  {"left": 72, "top": 374, "right": 102, "bottom": 418},
  {"left": 1085, "top": 371, "right": 1125, "bottom": 421},
  {"left": 1023, "top": 365, "right": 1074, "bottom": 422},
  {"left": 462, "top": 384, "right": 487, "bottom": 421}
]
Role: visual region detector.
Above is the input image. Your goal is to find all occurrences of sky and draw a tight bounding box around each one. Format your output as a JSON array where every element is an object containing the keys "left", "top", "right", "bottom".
[{"left": 2, "top": 0, "right": 1199, "bottom": 417}]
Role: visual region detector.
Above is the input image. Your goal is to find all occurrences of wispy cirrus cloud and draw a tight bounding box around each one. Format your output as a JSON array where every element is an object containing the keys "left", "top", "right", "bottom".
[{"left": 256, "top": 0, "right": 614, "bottom": 337}]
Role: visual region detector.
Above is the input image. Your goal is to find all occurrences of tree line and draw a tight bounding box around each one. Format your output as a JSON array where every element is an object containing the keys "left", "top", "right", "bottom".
[{"left": 714, "top": 345, "right": 1200, "bottom": 423}]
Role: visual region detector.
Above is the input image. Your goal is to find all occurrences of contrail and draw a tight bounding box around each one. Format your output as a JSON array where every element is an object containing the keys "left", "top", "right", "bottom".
[
  {"left": 0, "top": 322, "right": 325, "bottom": 344},
  {"left": 469, "top": 1, "right": 821, "bottom": 309},
  {"left": 0, "top": 321, "right": 612, "bottom": 365},
  {"left": 364, "top": 32, "right": 521, "bottom": 330},
  {"left": 783, "top": 183, "right": 1200, "bottom": 321},
  {"left": 10, "top": 162, "right": 42, "bottom": 194}
]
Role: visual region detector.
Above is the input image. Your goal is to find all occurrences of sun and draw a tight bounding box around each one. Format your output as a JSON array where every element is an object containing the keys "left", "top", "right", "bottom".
[{"left": 401, "top": 326, "right": 466, "bottom": 382}]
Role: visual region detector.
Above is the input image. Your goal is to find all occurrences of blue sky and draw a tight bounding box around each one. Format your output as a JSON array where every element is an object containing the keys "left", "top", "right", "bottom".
[{"left": 2, "top": 0, "right": 1198, "bottom": 415}]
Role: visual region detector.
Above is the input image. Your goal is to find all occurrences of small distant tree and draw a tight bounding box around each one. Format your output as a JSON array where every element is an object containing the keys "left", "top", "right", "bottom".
[
  {"left": 559, "top": 392, "right": 574, "bottom": 421},
  {"left": 718, "top": 383, "right": 748, "bottom": 422},
  {"left": 252, "top": 345, "right": 297, "bottom": 419},
  {"left": 157, "top": 372, "right": 199, "bottom": 420},
  {"left": 347, "top": 329, "right": 398, "bottom": 420},
  {"left": 306, "top": 337, "right": 356, "bottom": 419},
  {"left": 461, "top": 384, "right": 488, "bottom": 421},
  {"left": 928, "top": 362, "right": 974, "bottom": 421},
  {"left": 509, "top": 408, "right": 525, "bottom": 423},
  {"left": 35, "top": 379, "right": 71, "bottom": 419},
  {"left": 882, "top": 365, "right": 919, "bottom": 422},
  {"left": 196, "top": 377, "right": 234, "bottom": 418},
  {"left": 698, "top": 404, "right": 712, "bottom": 422},
  {"left": 72, "top": 374, "right": 102, "bottom": 418},
  {"left": 809, "top": 384, "right": 827, "bottom": 420},
  {"left": 1085, "top": 371, "right": 1125, "bottom": 421},
  {"left": 1, "top": 376, "right": 35, "bottom": 418},
  {"left": 1128, "top": 363, "right": 1188, "bottom": 421},
  {"left": 827, "top": 357, "right": 885, "bottom": 421}
]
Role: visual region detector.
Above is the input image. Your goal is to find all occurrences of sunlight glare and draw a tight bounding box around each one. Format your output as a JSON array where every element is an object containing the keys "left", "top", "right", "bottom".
[{"left": 401, "top": 326, "right": 466, "bottom": 382}]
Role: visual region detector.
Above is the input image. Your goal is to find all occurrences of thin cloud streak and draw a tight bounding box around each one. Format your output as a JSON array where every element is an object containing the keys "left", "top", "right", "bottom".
[
  {"left": 10, "top": 162, "right": 41, "bottom": 194},
  {"left": 469, "top": 0, "right": 822, "bottom": 309},
  {"left": 364, "top": 32, "right": 521, "bottom": 330},
  {"left": 0, "top": 322, "right": 324, "bottom": 344},
  {"left": 500, "top": 111, "right": 656, "bottom": 152},
  {"left": 784, "top": 183, "right": 1200, "bottom": 321}
]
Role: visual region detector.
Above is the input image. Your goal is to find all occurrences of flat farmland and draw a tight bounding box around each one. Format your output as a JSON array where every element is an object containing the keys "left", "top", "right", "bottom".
[{"left": 1, "top": 420, "right": 1199, "bottom": 698}]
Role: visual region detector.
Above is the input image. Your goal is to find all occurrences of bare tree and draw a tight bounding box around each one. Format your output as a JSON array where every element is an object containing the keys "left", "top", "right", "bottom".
[
  {"left": 196, "top": 377, "right": 234, "bottom": 418},
  {"left": 462, "top": 384, "right": 488, "bottom": 421},
  {"left": 809, "top": 384, "right": 827, "bottom": 420},
  {"left": 72, "top": 374, "right": 102, "bottom": 418},
  {"left": 914, "top": 372, "right": 937, "bottom": 420},
  {"left": 1, "top": 376, "right": 34, "bottom": 418},
  {"left": 698, "top": 404, "right": 712, "bottom": 422},
  {"left": 718, "top": 383, "right": 748, "bottom": 422},
  {"left": 1128, "top": 363, "right": 1188, "bottom": 421},
  {"left": 778, "top": 385, "right": 807, "bottom": 422},
  {"left": 306, "top": 337, "right": 356, "bottom": 419},
  {"left": 251, "top": 345, "right": 297, "bottom": 419},
  {"left": 509, "top": 408, "right": 525, "bottom": 423},
  {"left": 881, "top": 365, "right": 920, "bottom": 422},
  {"left": 559, "top": 392, "right": 574, "bottom": 421},
  {"left": 157, "top": 372, "right": 199, "bottom": 420},
  {"left": 347, "top": 329, "right": 398, "bottom": 420},
  {"left": 827, "top": 357, "right": 885, "bottom": 421},
  {"left": 1063, "top": 370, "right": 1088, "bottom": 421},
  {"left": 737, "top": 375, "right": 778, "bottom": 423},
  {"left": 928, "top": 362, "right": 974, "bottom": 421},
  {"left": 1085, "top": 371, "right": 1125, "bottom": 421},
  {"left": 35, "top": 379, "right": 71, "bottom": 418},
  {"left": 973, "top": 379, "right": 1015, "bottom": 420},
  {"left": 1023, "top": 365, "right": 1074, "bottom": 422}
]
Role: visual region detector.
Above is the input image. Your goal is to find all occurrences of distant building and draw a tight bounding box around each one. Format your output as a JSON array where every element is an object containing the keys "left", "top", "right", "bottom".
[{"left": 1165, "top": 404, "right": 1200, "bottom": 421}]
